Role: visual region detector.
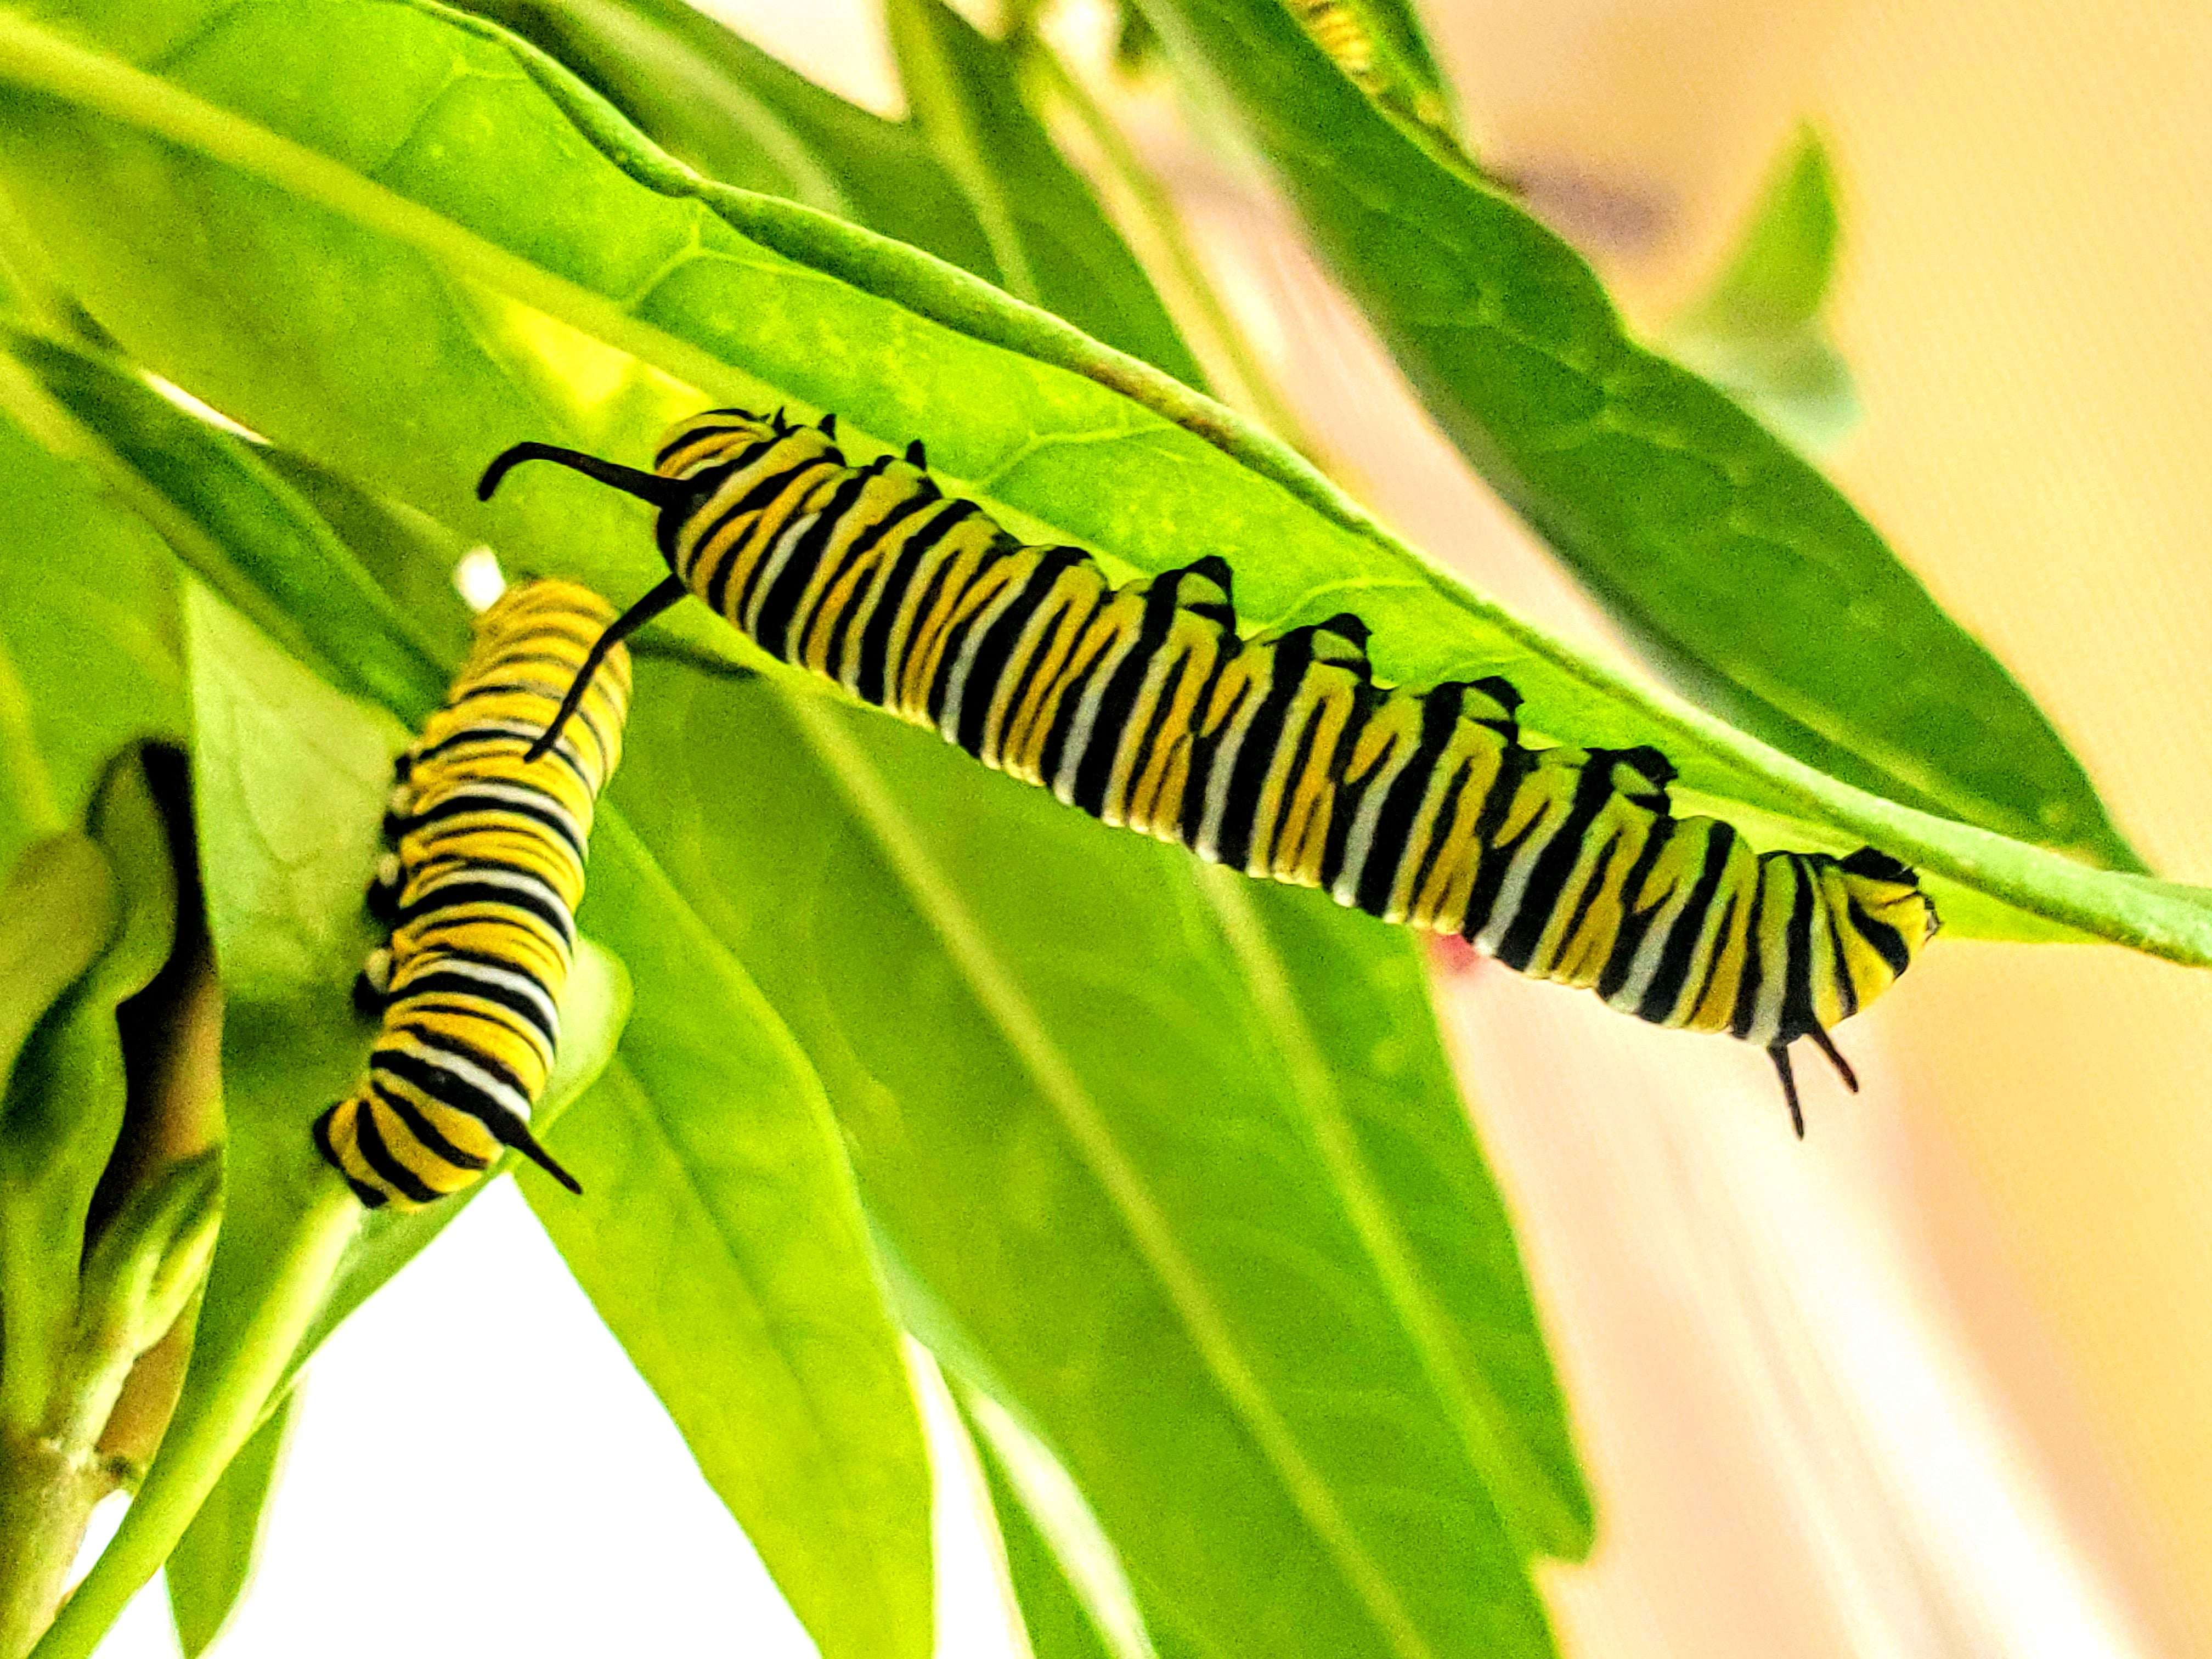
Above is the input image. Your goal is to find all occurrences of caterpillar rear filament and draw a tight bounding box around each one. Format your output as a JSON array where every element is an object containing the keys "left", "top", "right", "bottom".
[
  {"left": 314, "top": 578, "right": 630, "bottom": 1209},
  {"left": 479, "top": 411, "right": 1937, "bottom": 1132}
]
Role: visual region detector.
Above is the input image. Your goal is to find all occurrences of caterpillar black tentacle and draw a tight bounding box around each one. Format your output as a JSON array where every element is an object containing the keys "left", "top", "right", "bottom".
[
  {"left": 481, "top": 411, "right": 1938, "bottom": 1129},
  {"left": 313, "top": 577, "right": 630, "bottom": 1209}
]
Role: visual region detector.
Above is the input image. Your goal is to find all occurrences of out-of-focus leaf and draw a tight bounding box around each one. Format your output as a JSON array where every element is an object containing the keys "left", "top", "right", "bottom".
[
  {"left": 0, "top": 402, "right": 184, "bottom": 885},
  {"left": 887, "top": 0, "right": 1208, "bottom": 386},
  {"left": 616, "top": 665, "right": 1559, "bottom": 1658},
  {"left": 165, "top": 1387, "right": 294, "bottom": 1659},
  {"left": 1283, "top": 0, "right": 1458, "bottom": 149},
  {"left": 1675, "top": 126, "right": 1838, "bottom": 334},
  {"left": 1337, "top": 0, "right": 1452, "bottom": 121},
  {"left": 461, "top": 0, "right": 1004, "bottom": 282},
  {"left": 0, "top": 3, "right": 2192, "bottom": 958},
  {"left": 1110, "top": 1, "right": 1161, "bottom": 73},
  {"left": 1135, "top": 0, "right": 2142, "bottom": 870},
  {"left": 255, "top": 447, "right": 478, "bottom": 673},
  {"left": 1663, "top": 127, "right": 1859, "bottom": 454},
  {"left": 61, "top": 1146, "right": 222, "bottom": 1447}
]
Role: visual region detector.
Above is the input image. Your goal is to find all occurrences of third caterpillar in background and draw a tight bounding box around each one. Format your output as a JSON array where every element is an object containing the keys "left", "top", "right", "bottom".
[{"left": 479, "top": 409, "right": 1939, "bottom": 1132}]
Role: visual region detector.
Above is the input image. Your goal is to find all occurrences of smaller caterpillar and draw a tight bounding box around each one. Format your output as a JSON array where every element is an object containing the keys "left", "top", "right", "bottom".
[{"left": 313, "top": 578, "right": 630, "bottom": 1210}]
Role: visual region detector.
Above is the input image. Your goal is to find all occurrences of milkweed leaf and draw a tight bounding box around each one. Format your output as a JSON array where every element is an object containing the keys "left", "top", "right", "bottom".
[
  {"left": 1134, "top": 0, "right": 2142, "bottom": 869},
  {"left": 165, "top": 1388, "right": 295, "bottom": 1659},
  {"left": 459, "top": 0, "right": 1004, "bottom": 281},
  {"left": 0, "top": 2, "right": 2191, "bottom": 958},
  {"left": 887, "top": 0, "right": 1208, "bottom": 386}
]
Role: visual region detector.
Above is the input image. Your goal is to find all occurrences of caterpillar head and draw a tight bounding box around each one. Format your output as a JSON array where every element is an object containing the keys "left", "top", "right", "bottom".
[{"left": 1836, "top": 846, "right": 1941, "bottom": 958}]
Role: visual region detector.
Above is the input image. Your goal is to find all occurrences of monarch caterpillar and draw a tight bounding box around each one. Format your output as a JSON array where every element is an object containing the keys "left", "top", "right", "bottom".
[
  {"left": 313, "top": 578, "right": 631, "bottom": 1209},
  {"left": 479, "top": 410, "right": 1938, "bottom": 1132},
  {"left": 1290, "top": 0, "right": 1379, "bottom": 89}
]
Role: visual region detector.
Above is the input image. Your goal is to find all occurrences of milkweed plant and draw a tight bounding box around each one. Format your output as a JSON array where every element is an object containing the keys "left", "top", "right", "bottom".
[{"left": 0, "top": 2, "right": 2198, "bottom": 1657}]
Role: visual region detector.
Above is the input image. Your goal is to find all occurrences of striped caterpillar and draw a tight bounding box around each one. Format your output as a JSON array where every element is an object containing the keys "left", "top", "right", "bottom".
[
  {"left": 314, "top": 578, "right": 628, "bottom": 1209},
  {"left": 479, "top": 409, "right": 1937, "bottom": 1130}
]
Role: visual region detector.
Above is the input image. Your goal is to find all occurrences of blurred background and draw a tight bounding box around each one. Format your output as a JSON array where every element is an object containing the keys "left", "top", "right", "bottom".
[{"left": 91, "top": 0, "right": 2212, "bottom": 1652}]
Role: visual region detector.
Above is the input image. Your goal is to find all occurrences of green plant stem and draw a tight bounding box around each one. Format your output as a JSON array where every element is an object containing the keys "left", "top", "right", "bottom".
[
  {"left": 29, "top": 1188, "right": 356, "bottom": 1659},
  {"left": 0, "top": 9, "right": 2205, "bottom": 962},
  {"left": 1012, "top": 31, "right": 1314, "bottom": 452},
  {"left": 0, "top": 1435, "right": 112, "bottom": 1659}
]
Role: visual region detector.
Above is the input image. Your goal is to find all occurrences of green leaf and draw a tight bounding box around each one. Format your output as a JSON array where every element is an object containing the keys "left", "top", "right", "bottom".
[
  {"left": 0, "top": 7, "right": 2200, "bottom": 940},
  {"left": 254, "top": 447, "right": 479, "bottom": 675},
  {"left": 1110, "top": 1, "right": 1161, "bottom": 73},
  {"left": 1214, "top": 875, "right": 1590, "bottom": 1555},
  {"left": 520, "top": 810, "right": 935, "bottom": 1659},
  {"left": 165, "top": 1387, "right": 294, "bottom": 1659},
  {"left": 616, "top": 668, "right": 1559, "bottom": 1659},
  {"left": 887, "top": 0, "right": 1209, "bottom": 386},
  {"left": 1135, "top": 0, "right": 2140, "bottom": 868},
  {"left": 0, "top": 754, "right": 178, "bottom": 1436},
  {"left": 0, "top": 836, "right": 115, "bottom": 1100},
  {"left": 1337, "top": 0, "right": 1452, "bottom": 120},
  {"left": 952, "top": 1385, "right": 1150, "bottom": 1659},
  {"left": 1685, "top": 127, "right": 1839, "bottom": 331},
  {"left": 187, "top": 587, "right": 404, "bottom": 1007},
  {"left": 1288, "top": 0, "right": 1457, "bottom": 141},
  {"left": 459, "top": 0, "right": 1005, "bottom": 281},
  {"left": 979, "top": 1457, "right": 1122, "bottom": 1659},
  {"left": 60, "top": 1147, "right": 222, "bottom": 1447},
  {"left": 0, "top": 398, "right": 184, "bottom": 886},
  {"left": 0, "top": 827, "right": 121, "bottom": 1435},
  {"left": 0, "top": 320, "right": 452, "bottom": 722},
  {"left": 1662, "top": 127, "right": 1859, "bottom": 454}
]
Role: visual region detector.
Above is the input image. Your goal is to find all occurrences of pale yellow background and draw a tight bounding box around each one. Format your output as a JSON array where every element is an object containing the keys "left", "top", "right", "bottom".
[{"left": 1443, "top": 1, "right": 2212, "bottom": 1651}]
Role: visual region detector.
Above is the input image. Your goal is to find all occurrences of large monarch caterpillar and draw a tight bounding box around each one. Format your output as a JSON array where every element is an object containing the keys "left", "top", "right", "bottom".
[
  {"left": 479, "top": 410, "right": 1938, "bottom": 1132},
  {"left": 313, "top": 578, "right": 631, "bottom": 1210}
]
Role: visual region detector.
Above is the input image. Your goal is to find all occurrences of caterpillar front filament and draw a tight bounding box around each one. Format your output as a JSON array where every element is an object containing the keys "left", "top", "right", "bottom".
[
  {"left": 314, "top": 578, "right": 630, "bottom": 1209},
  {"left": 479, "top": 411, "right": 1937, "bottom": 1132}
]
